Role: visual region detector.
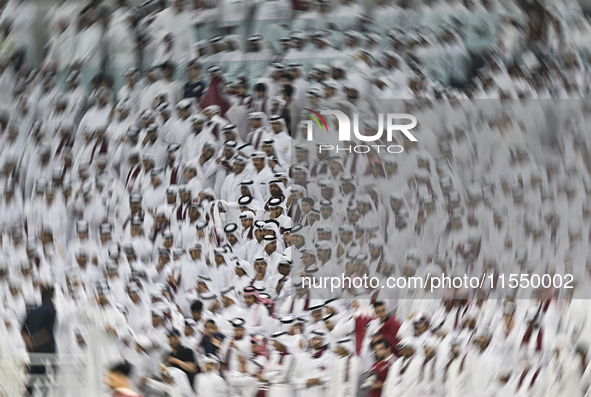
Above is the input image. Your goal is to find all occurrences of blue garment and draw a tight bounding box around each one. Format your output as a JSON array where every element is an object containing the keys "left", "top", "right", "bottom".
[
  {"left": 200, "top": 332, "right": 226, "bottom": 357},
  {"left": 184, "top": 80, "right": 207, "bottom": 101},
  {"left": 21, "top": 299, "right": 57, "bottom": 354}
]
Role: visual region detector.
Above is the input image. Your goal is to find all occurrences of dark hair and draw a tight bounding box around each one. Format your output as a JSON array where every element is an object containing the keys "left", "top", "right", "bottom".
[
  {"left": 370, "top": 333, "right": 384, "bottom": 349},
  {"left": 41, "top": 285, "right": 55, "bottom": 301},
  {"left": 188, "top": 60, "right": 202, "bottom": 70},
  {"left": 191, "top": 300, "right": 203, "bottom": 312},
  {"left": 265, "top": 219, "right": 280, "bottom": 227},
  {"left": 254, "top": 83, "right": 267, "bottom": 93},
  {"left": 238, "top": 76, "right": 248, "bottom": 90},
  {"left": 161, "top": 61, "right": 176, "bottom": 73},
  {"left": 283, "top": 84, "right": 294, "bottom": 98},
  {"left": 280, "top": 73, "right": 294, "bottom": 81},
  {"left": 373, "top": 300, "right": 385, "bottom": 309},
  {"left": 302, "top": 197, "right": 315, "bottom": 207},
  {"left": 91, "top": 72, "right": 113, "bottom": 89},
  {"left": 374, "top": 338, "right": 390, "bottom": 350},
  {"left": 205, "top": 319, "right": 216, "bottom": 326},
  {"left": 109, "top": 362, "right": 133, "bottom": 377}
]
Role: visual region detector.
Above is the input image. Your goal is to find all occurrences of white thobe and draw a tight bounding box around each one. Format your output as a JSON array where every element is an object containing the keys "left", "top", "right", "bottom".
[
  {"left": 262, "top": 351, "right": 295, "bottom": 397},
  {"left": 327, "top": 355, "right": 360, "bottom": 397},
  {"left": 194, "top": 371, "right": 228, "bottom": 397},
  {"left": 77, "top": 302, "right": 130, "bottom": 397}
]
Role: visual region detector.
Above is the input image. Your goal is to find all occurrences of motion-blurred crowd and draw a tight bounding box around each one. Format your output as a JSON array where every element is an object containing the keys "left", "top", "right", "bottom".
[{"left": 2, "top": 0, "right": 591, "bottom": 396}]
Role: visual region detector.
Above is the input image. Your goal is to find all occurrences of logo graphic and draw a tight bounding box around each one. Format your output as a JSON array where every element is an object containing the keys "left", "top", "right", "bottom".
[
  {"left": 303, "top": 108, "right": 329, "bottom": 133},
  {"left": 304, "top": 110, "right": 417, "bottom": 142}
]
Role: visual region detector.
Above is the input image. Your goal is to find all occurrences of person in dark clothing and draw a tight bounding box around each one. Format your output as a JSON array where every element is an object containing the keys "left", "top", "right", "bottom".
[
  {"left": 183, "top": 61, "right": 206, "bottom": 102},
  {"left": 163, "top": 329, "right": 198, "bottom": 386},
  {"left": 200, "top": 319, "right": 225, "bottom": 357},
  {"left": 190, "top": 300, "right": 203, "bottom": 323},
  {"left": 281, "top": 84, "right": 294, "bottom": 135},
  {"left": 21, "top": 285, "right": 56, "bottom": 353},
  {"left": 21, "top": 285, "right": 57, "bottom": 393}
]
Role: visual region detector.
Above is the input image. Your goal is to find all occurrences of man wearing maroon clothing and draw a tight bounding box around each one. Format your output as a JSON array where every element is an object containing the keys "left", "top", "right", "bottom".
[
  {"left": 369, "top": 339, "right": 394, "bottom": 397},
  {"left": 374, "top": 301, "right": 402, "bottom": 355}
]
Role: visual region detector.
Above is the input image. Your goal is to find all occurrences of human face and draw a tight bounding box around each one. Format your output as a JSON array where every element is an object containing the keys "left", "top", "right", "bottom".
[
  {"left": 321, "top": 187, "right": 334, "bottom": 200},
  {"left": 76, "top": 255, "right": 88, "bottom": 267},
  {"left": 227, "top": 234, "right": 238, "bottom": 245},
  {"left": 374, "top": 304, "right": 387, "bottom": 322},
  {"left": 316, "top": 249, "right": 329, "bottom": 262},
  {"left": 309, "top": 213, "right": 320, "bottom": 224},
  {"left": 168, "top": 335, "right": 180, "bottom": 348},
  {"left": 301, "top": 202, "right": 311, "bottom": 213},
  {"left": 204, "top": 322, "right": 216, "bottom": 336},
  {"left": 278, "top": 262, "right": 291, "bottom": 275},
  {"left": 192, "top": 121, "right": 203, "bottom": 133},
  {"left": 234, "top": 327, "right": 245, "bottom": 339},
  {"left": 245, "top": 294, "right": 256, "bottom": 307},
  {"left": 310, "top": 337, "right": 322, "bottom": 350},
  {"left": 253, "top": 157, "right": 264, "bottom": 170},
  {"left": 270, "top": 184, "right": 281, "bottom": 197},
  {"left": 318, "top": 231, "right": 331, "bottom": 241},
  {"left": 128, "top": 291, "right": 139, "bottom": 303},
  {"left": 271, "top": 122, "right": 282, "bottom": 133},
  {"left": 241, "top": 218, "right": 253, "bottom": 229},
  {"left": 188, "top": 65, "right": 200, "bottom": 80},
  {"left": 97, "top": 293, "right": 109, "bottom": 306},
  {"left": 271, "top": 206, "right": 283, "bottom": 218},
  {"left": 191, "top": 310, "right": 202, "bottom": 321},
  {"left": 103, "top": 371, "right": 127, "bottom": 390},
  {"left": 255, "top": 260, "right": 267, "bottom": 274},
  {"left": 223, "top": 148, "right": 234, "bottom": 159},
  {"left": 292, "top": 235, "right": 304, "bottom": 247},
  {"left": 339, "top": 231, "right": 352, "bottom": 245},
  {"left": 302, "top": 253, "right": 316, "bottom": 267},
  {"left": 222, "top": 296, "right": 233, "bottom": 307},
  {"left": 233, "top": 161, "right": 245, "bottom": 174},
  {"left": 295, "top": 150, "right": 307, "bottom": 163},
  {"left": 265, "top": 240, "right": 277, "bottom": 254},
  {"left": 312, "top": 309, "right": 322, "bottom": 322},
  {"left": 370, "top": 246, "right": 381, "bottom": 258},
  {"left": 374, "top": 342, "right": 389, "bottom": 360}
]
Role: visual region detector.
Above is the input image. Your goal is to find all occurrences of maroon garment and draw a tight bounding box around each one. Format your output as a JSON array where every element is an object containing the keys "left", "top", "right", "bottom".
[
  {"left": 55, "top": 135, "right": 74, "bottom": 156},
  {"left": 176, "top": 203, "right": 188, "bottom": 222},
  {"left": 125, "top": 164, "right": 141, "bottom": 192},
  {"left": 517, "top": 367, "right": 542, "bottom": 390},
  {"left": 521, "top": 326, "right": 543, "bottom": 352},
  {"left": 89, "top": 139, "right": 108, "bottom": 162},
  {"left": 291, "top": 0, "right": 307, "bottom": 10},
  {"left": 200, "top": 75, "right": 230, "bottom": 116},
  {"left": 379, "top": 315, "right": 402, "bottom": 355},
  {"left": 368, "top": 357, "right": 393, "bottom": 397},
  {"left": 354, "top": 313, "right": 373, "bottom": 355},
  {"left": 169, "top": 163, "right": 180, "bottom": 184}
]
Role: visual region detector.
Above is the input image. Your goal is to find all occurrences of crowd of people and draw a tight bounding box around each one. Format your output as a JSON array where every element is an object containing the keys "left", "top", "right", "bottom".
[{"left": 2, "top": 0, "right": 591, "bottom": 396}]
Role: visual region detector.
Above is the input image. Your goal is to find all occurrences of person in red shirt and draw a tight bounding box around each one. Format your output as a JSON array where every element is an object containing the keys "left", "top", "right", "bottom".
[
  {"left": 374, "top": 301, "right": 402, "bottom": 355},
  {"left": 103, "top": 362, "right": 144, "bottom": 397},
  {"left": 368, "top": 339, "right": 394, "bottom": 397}
]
